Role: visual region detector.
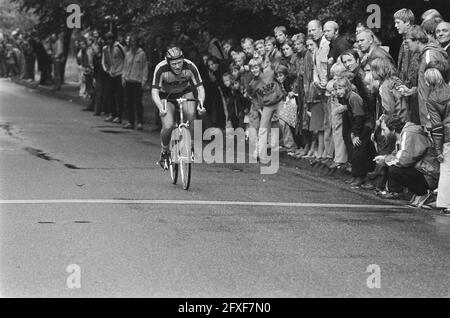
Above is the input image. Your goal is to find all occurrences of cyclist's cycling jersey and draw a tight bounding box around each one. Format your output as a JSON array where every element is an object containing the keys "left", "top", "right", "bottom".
[{"left": 152, "top": 58, "right": 203, "bottom": 97}]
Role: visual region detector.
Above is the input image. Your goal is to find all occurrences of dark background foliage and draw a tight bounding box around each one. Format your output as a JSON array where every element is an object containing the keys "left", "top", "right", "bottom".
[{"left": 10, "top": 0, "right": 450, "bottom": 56}]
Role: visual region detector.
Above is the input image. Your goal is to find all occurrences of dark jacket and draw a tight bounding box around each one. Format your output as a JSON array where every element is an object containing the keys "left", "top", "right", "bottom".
[
  {"left": 248, "top": 68, "right": 285, "bottom": 108},
  {"left": 427, "top": 83, "right": 450, "bottom": 156},
  {"left": 417, "top": 43, "right": 449, "bottom": 125},
  {"left": 361, "top": 45, "right": 395, "bottom": 69},
  {"left": 328, "top": 35, "right": 352, "bottom": 62}
]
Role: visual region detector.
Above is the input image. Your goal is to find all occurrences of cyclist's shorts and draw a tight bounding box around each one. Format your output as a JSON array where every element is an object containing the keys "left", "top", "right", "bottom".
[{"left": 159, "top": 89, "right": 195, "bottom": 100}]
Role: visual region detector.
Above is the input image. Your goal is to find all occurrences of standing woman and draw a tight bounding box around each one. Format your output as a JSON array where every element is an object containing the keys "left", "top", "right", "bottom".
[
  {"left": 122, "top": 35, "right": 148, "bottom": 130},
  {"left": 303, "top": 36, "right": 324, "bottom": 159},
  {"left": 425, "top": 67, "right": 450, "bottom": 214},
  {"left": 292, "top": 33, "right": 310, "bottom": 157},
  {"left": 370, "top": 58, "right": 409, "bottom": 123}
]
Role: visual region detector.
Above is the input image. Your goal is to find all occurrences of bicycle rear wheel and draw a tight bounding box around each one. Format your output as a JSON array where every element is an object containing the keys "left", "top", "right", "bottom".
[{"left": 178, "top": 127, "right": 192, "bottom": 190}]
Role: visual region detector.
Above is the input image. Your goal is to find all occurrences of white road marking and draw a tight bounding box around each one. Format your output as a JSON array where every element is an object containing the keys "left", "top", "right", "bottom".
[{"left": 0, "top": 199, "right": 408, "bottom": 210}]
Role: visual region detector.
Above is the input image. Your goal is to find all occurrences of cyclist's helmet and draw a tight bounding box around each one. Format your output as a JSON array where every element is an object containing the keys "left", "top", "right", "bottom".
[{"left": 165, "top": 47, "right": 184, "bottom": 62}]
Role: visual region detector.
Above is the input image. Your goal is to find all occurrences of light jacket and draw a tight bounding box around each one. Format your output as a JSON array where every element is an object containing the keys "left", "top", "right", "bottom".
[
  {"left": 386, "top": 122, "right": 440, "bottom": 187},
  {"left": 102, "top": 41, "right": 125, "bottom": 77},
  {"left": 313, "top": 35, "right": 329, "bottom": 87},
  {"left": 122, "top": 47, "right": 148, "bottom": 84}
]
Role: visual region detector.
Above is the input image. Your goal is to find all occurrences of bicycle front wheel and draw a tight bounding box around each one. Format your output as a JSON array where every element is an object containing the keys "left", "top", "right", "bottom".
[
  {"left": 169, "top": 157, "right": 178, "bottom": 184},
  {"left": 169, "top": 131, "right": 179, "bottom": 185},
  {"left": 178, "top": 127, "right": 192, "bottom": 190}
]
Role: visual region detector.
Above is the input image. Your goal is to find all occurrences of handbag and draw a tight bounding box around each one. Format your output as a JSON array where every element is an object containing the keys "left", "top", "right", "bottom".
[{"left": 278, "top": 97, "right": 298, "bottom": 128}]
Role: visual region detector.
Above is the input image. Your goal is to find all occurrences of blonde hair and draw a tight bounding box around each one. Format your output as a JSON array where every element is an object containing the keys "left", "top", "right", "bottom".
[
  {"left": 330, "top": 62, "right": 347, "bottom": 78},
  {"left": 248, "top": 57, "right": 263, "bottom": 69},
  {"left": 424, "top": 68, "right": 445, "bottom": 87},
  {"left": 333, "top": 77, "right": 353, "bottom": 94}
]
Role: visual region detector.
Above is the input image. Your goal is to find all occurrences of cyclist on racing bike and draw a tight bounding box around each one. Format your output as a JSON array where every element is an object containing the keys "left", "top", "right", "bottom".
[{"left": 151, "top": 47, "right": 206, "bottom": 168}]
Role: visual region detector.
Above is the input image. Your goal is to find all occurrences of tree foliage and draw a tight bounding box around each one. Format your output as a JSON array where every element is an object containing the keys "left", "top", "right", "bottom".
[
  {"left": 0, "top": 0, "right": 38, "bottom": 33},
  {"left": 12, "top": 0, "right": 450, "bottom": 40}
]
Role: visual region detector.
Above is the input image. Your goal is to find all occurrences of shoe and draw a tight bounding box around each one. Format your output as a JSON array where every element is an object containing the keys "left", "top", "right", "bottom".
[
  {"left": 350, "top": 177, "right": 365, "bottom": 187},
  {"left": 82, "top": 107, "right": 94, "bottom": 111},
  {"left": 123, "top": 123, "right": 134, "bottom": 129},
  {"left": 408, "top": 194, "right": 417, "bottom": 205},
  {"left": 361, "top": 183, "right": 376, "bottom": 190},
  {"left": 112, "top": 117, "right": 121, "bottom": 124},
  {"left": 407, "top": 195, "right": 421, "bottom": 208},
  {"left": 136, "top": 124, "right": 143, "bottom": 131},
  {"left": 378, "top": 191, "right": 400, "bottom": 200},
  {"left": 367, "top": 171, "right": 381, "bottom": 180},
  {"left": 329, "top": 162, "right": 340, "bottom": 169},
  {"left": 416, "top": 191, "right": 433, "bottom": 208},
  {"left": 295, "top": 149, "right": 306, "bottom": 158},
  {"left": 345, "top": 177, "right": 356, "bottom": 184},
  {"left": 158, "top": 151, "right": 171, "bottom": 170},
  {"left": 440, "top": 209, "right": 450, "bottom": 216},
  {"left": 93, "top": 112, "right": 101, "bottom": 116},
  {"left": 104, "top": 116, "right": 114, "bottom": 122},
  {"left": 311, "top": 158, "right": 321, "bottom": 166},
  {"left": 345, "top": 163, "right": 352, "bottom": 174}
]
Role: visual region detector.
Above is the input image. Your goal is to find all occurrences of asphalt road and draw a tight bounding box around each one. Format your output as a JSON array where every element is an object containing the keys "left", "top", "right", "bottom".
[{"left": 1, "top": 79, "right": 449, "bottom": 298}]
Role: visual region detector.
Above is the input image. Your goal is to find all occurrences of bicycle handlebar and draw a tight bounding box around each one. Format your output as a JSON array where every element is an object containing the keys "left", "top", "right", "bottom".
[{"left": 162, "top": 98, "right": 205, "bottom": 113}]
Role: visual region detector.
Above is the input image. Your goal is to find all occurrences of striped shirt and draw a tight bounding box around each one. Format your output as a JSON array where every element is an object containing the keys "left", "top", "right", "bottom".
[{"left": 151, "top": 59, "right": 202, "bottom": 95}]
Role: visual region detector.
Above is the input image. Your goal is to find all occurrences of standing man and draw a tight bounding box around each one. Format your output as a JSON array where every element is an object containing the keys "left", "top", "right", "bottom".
[
  {"left": 169, "top": 22, "right": 200, "bottom": 65},
  {"left": 394, "top": 8, "right": 421, "bottom": 124},
  {"left": 400, "top": 26, "right": 448, "bottom": 127},
  {"left": 323, "top": 20, "right": 352, "bottom": 165},
  {"left": 436, "top": 21, "right": 450, "bottom": 65},
  {"left": 357, "top": 29, "right": 394, "bottom": 69},
  {"left": 324, "top": 21, "right": 351, "bottom": 66},
  {"left": 51, "top": 32, "right": 65, "bottom": 90},
  {"left": 102, "top": 32, "right": 125, "bottom": 124},
  {"left": 149, "top": 35, "right": 166, "bottom": 131},
  {"left": 122, "top": 35, "right": 148, "bottom": 130}
]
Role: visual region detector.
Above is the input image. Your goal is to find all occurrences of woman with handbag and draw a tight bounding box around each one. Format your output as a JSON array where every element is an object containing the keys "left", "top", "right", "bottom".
[{"left": 275, "top": 64, "right": 299, "bottom": 157}]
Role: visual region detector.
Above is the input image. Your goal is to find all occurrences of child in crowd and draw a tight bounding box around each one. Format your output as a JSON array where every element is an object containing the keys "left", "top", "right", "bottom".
[
  {"left": 275, "top": 64, "right": 298, "bottom": 156},
  {"left": 327, "top": 63, "right": 351, "bottom": 169},
  {"left": 247, "top": 57, "right": 285, "bottom": 162}
]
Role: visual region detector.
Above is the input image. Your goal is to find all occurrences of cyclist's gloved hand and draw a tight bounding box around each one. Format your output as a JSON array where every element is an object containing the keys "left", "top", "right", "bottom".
[
  {"left": 160, "top": 108, "right": 168, "bottom": 117},
  {"left": 197, "top": 103, "right": 206, "bottom": 116}
]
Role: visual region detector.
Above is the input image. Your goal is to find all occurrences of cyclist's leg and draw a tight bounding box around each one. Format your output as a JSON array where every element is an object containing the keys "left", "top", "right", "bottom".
[
  {"left": 160, "top": 101, "right": 176, "bottom": 153},
  {"left": 182, "top": 92, "right": 197, "bottom": 148}
]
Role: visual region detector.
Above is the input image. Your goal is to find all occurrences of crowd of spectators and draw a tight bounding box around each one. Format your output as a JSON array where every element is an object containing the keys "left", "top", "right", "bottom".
[{"left": 1, "top": 7, "right": 449, "bottom": 213}]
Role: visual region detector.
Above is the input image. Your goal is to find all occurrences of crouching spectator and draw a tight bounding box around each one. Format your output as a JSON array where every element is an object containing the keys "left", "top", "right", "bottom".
[
  {"left": 426, "top": 67, "right": 450, "bottom": 214},
  {"left": 374, "top": 117, "right": 440, "bottom": 208},
  {"left": 336, "top": 77, "right": 374, "bottom": 187}
]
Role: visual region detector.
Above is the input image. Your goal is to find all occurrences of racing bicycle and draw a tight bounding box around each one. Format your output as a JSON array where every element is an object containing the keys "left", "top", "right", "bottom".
[{"left": 159, "top": 97, "right": 204, "bottom": 190}]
